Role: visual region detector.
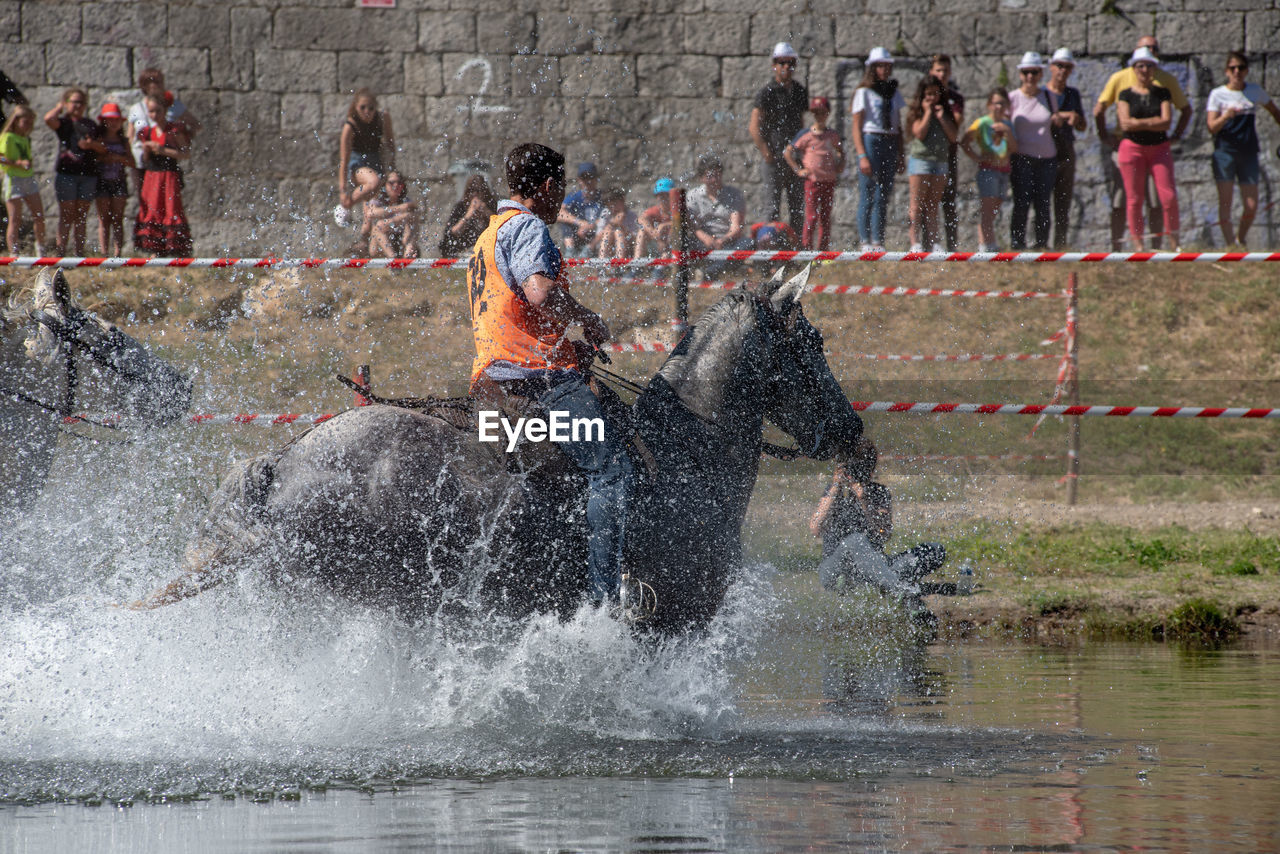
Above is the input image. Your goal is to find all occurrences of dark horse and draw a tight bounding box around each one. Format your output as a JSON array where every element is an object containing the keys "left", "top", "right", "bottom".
[{"left": 139, "top": 267, "right": 864, "bottom": 635}]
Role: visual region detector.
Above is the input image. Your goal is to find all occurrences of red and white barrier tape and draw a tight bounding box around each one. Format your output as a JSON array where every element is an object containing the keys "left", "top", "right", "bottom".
[
  {"left": 852, "top": 352, "right": 1059, "bottom": 362},
  {"left": 6, "top": 249, "right": 1280, "bottom": 271},
  {"left": 585, "top": 276, "right": 1067, "bottom": 298},
  {"left": 883, "top": 453, "right": 1063, "bottom": 462},
  {"left": 63, "top": 401, "right": 1280, "bottom": 428}
]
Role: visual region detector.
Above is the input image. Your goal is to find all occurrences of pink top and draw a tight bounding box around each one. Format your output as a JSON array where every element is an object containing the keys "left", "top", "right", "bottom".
[
  {"left": 1009, "top": 87, "right": 1056, "bottom": 159},
  {"left": 790, "top": 127, "right": 843, "bottom": 183}
]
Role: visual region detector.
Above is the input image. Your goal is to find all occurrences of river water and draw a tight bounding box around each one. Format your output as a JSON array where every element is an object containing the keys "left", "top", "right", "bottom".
[{"left": 2, "top": 439, "right": 1278, "bottom": 851}]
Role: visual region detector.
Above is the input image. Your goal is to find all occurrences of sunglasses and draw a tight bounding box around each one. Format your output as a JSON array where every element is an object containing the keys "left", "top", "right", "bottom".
[
  {"left": 67, "top": 99, "right": 87, "bottom": 104},
  {"left": 1020, "top": 68, "right": 1042, "bottom": 75},
  {"left": 774, "top": 59, "right": 796, "bottom": 67},
  {"left": 1227, "top": 65, "right": 1248, "bottom": 71}
]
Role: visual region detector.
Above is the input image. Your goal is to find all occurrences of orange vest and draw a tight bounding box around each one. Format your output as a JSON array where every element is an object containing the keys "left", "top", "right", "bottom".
[{"left": 468, "top": 208, "right": 579, "bottom": 386}]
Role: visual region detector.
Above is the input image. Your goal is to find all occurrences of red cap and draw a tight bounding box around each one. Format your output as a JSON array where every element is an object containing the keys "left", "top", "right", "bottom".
[
  {"left": 98, "top": 102, "right": 123, "bottom": 120},
  {"left": 809, "top": 96, "right": 831, "bottom": 113}
]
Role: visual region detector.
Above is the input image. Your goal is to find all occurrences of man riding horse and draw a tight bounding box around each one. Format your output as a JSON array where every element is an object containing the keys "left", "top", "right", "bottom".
[{"left": 467, "top": 143, "right": 632, "bottom": 604}]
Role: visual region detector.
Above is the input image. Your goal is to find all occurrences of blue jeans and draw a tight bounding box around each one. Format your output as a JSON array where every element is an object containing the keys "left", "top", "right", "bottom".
[
  {"left": 857, "top": 133, "right": 899, "bottom": 245},
  {"left": 1009, "top": 154, "right": 1057, "bottom": 249},
  {"left": 536, "top": 373, "right": 634, "bottom": 602}
]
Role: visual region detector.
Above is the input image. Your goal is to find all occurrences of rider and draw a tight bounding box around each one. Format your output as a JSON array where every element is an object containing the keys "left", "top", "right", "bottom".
[{"left": 467, "top": 142, "right": 633, "bottom": 604}]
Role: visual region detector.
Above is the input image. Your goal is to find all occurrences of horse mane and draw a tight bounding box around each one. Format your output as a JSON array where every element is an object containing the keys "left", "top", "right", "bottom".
[{"left": 656, "top": 291, "right": 759, "bottom": 388}]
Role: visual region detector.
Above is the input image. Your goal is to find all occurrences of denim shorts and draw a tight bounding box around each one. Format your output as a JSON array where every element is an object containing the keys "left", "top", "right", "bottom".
[
  {"left": 347, "top": 152, "right": 384, "bottom": 183},
  {"left": 96, "top": 177, "right": 129, "bottom": 199},
  {"left": 3, "top": 174, "right": 39, "bottom": 200},
  {"left": 54, "top": 173, "right": 98, "bottom": 202},
  {"left": 907, "top": 157, "right": 949, "bottom": 176},
  {"left": 1211, "top": 147, "right": 1260, "bottom": 186},
  {"left": 976, "top": 168, "right": 1010, "bottom": 199}
]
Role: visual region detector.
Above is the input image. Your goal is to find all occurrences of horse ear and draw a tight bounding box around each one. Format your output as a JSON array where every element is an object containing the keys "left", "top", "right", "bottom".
[{"left": 768, "top": 264, "right": 813, "bottom": 313}]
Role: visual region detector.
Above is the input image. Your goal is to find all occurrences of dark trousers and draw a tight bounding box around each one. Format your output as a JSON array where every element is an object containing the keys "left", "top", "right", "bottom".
[
  {"left": 761, "top": 157, "right": 805, "bottom": 235},
  {"left": 1053, "top": 153, "right": 1076, "bottom": 250},
  {"left": 942, "top": 143, "right": 960, "bottom": 251},
  {"left": 1010, "top": 154, "right": 1057, "bottom": 250}
]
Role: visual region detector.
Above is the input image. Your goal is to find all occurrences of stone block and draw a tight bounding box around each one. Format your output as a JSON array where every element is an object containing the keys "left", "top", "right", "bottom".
[
  {"left": 1045, "top": 14, "right": 1088, "bottom": 56},
  {"left": 1086, "top": 13, "right": 1155, "bottom": 56},
  {"left": 46, "top": 45, "right": 131, "bottom": 88},
  {"left": 749, "top": 14, "right": 837, "bottom": 59},
  {"left": 635, "top": 97, "right": 741, "bottom": 143},
  {"left": 279, "top": 92, "right": 324, "bottom": 132},
  {"left": 569, "top": 0, "right": 690, "bottom": 13},
  {"left": 474, "top": 12, "right": 537, "bottom": 54},
  {"left": 559, "top": 55, "right": 636, "bottom": 98},
  {"left": 255, "top": 49, "right": 337, "bottom": 94},
  {"left": 339, "top": 51, "right": 405, "bottom": 95},
  {"left": 720, "top": 56, "right": 762, "bottom": 100},
  {"left": 131, "top": 47, "right": 211, "bottom": 90},
  {"left": 535, "top": 13, "right": 597, "bottom": 55},
  {"left": 231, "top": 7, "right": 272, "bottom": 53},
  {"left": 168, "top": 5, "right": 230, "bottom": 49},
  {"left": 511, "top": 55, "right": 560, "bottom": 97},
  {"left": 2, "top": 44, "right": 45, "bottom": 88},
  {"left": 273, "top": 7, "right": 417, "bottom": 53},
  {"left": 702, "top": 0, "right": 801, "bottom": 13},
  {"left": 0, "top": 1, "right": 19, "bottom": 41},
  {"left": 834, "top": 16, "right": 901, "bottom": 57},
  {"left": 683, "top": 14, "right": 750, "bottom": 56},
  {"left": 637, "top": 55, "right": 720, "bottom": 98},
  {"left": 82, "top": 3, "right": 168, "bottom": 47},
  {"left": 969, "top": 13, "right": 1047, "bottom": 56},
  {"left": 443, "top": 53, "right": 512, "bottom": 99},
  {"left": 901, "top": 15, "right": 976, "bottom": 58},
  {"left": 405, "top": 54, "right": 445, "bottom": 96},
  {"left": 321, "top": 93, "right": 355, "bottom": 133},
  {"left": 380, "top": 93, "right": 428, "bottom": 138},
  {"left": 537, "top": 96, "right": 587, "bottom": 141},
  {"left": 210, "top": 50, "right": 255, "bottom": 92},
  {"left": 418, "top": 11, "right": 476, "bottom": 53},
  {"left": 424, "top": 95, "right": 480, "bottom": 139},
  {"left": 22, "top": 3, "right": 80, "bottom": 44},
  {"left": 1155, "top": 12, "right": 1244, "bottom": 56},
  {"left": 593, "top": 15, "right": 684, "bottom": 55},
  {"left": 1246, "top": 11, "right": 1280, "bottom": 54}
]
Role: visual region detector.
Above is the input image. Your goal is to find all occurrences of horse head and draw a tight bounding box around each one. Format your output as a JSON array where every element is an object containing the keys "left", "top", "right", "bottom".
[{"left": 754, "top": 265, "right": 863, "bottom": 461}]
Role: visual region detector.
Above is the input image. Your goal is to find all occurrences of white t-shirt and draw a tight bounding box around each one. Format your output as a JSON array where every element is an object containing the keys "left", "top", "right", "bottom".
[
  {"left": 851, "top": 86, "right": 905, "bottom": 135},
  {"left": 1207, "top": 82, "right": 1271, "bottom": 118},
  {"left": 128, "top": 97, "right": 189, "bottom": 165}
]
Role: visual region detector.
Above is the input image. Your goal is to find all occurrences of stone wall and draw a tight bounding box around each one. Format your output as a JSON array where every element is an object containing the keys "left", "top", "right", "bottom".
[{"left": 6, "top": 0, "right": 1280, "bottom": 255}]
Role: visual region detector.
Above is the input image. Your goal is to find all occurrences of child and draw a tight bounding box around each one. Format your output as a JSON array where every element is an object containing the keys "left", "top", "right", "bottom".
[
  {"left": 784, "top": 96, "right": 845, "bottom": 250},
  {"left": 366, "top": 170, "right": 420, "bottom": 259},
  {"left": 634, "top": 177, "right": 674, "bottom": 257},
  {"left": 0, "top": 105, "right": 46, "bottom": 254},
  {"left": 335, "top": 88, "right": 395, "bottom": 256},
  {"left": 133, "top": 95, "right": 192, "bottom": 257},
  {"left": 44, "top": 88, "right": 101, "bottom": 256},
  {"left": 94, "top": 103, "right": 134, "bottom": 256},
  {"left": 594, "top": 187, "right": 640, "bottom": 259},
  {"left": 904, "top": 79, "right": 958, "bottom": 252},
  {"left": 960, "top": 88, "right": 1017, "bottom": 252}
]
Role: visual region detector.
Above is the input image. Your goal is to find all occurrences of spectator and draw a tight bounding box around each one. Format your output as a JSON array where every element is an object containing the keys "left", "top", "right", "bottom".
[
  {"left": 1094, "top": 36, "right": 1193, "bottom": 250},
  {"left": 133, "top": 94, "right": 192, "bottom": 257},
  {"left": 960, "top": 88, "right": 1016, "bottom": 252},
  {"left": 750, "top": 220, "right": 800, "bottom": 251},
  {"left": 850, "top": 47, "right": 905, "bottom": 252},
  {"left": 128, "top": 68, "right": 201, "bottom": 194},
  {"left": 749, "top": 41, "right": 808, "bottom": 236},
  {"left": 334, "top": 88, "right": 395, "bottom": 256},
  {"left": 634, "top": 177, "right": 674, "bottom": 258},
  {"left": 904, "top": 78, "right": 958, "bottom": 252},
  {"left": 1008, "top": 52, "right": 1057, "bottom": 250},
  {"left": 1115, "top": 46, "right": 1179, "bottom": 250},
  {"left": 0, "top": 69, "right": 28, "bottom": 244},
  {"left": 593, "top": 187, "right": 640, "bottom": 259},
  {"left": 1206, "top": 52, "right": 1280, "bottom": 248},
  {"left": 366, "top": 170, "right": 419, "bottom": 259},
  {"left": 94, "top": 103, "right": 134, "bottom": 257},
  {"left": 928, "top": 54, "right": 965, "bottom": 251},
  {"left": 0, "top": 104, "right": 46, "bottom": 254},
  {"left": 557, "top": 162, "right": 603, "bottom": 258},
  {"left": 44, "top": 88, "right": 101, "bottom": 256},
  {"left": 784, "top": 96, "right": 845, "bottom": 250},
  {"left": 439, "top": 174, "right": 497, "bottom": 257},
  {"left": 686, "top": 155, "right": 751, "bottom": 279},
  {"left": 1045, "top": 48, "right": 1087, "bottom": 249}
]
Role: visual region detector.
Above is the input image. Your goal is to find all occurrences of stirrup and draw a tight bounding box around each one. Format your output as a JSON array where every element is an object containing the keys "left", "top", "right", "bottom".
[{"left": 616, "top": 573, "right": 658, "bottom": 623}]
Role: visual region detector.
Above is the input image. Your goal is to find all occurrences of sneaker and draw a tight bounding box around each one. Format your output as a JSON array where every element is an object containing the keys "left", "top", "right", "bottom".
[
  {"left": 33, "top": 243, "right": 45, "bottom": 257},
  {"left": 871, "top": 244, "right": 886, "bottom": 252},
  {"left": 333, "top": 204, "right": 350, "bottom": 227},
  {"left": 859, "top": 243, "right": 874, "bottom": 253},
  {"left": 931, "top": 243, "right": 945, "bottom": 253},
  {"left": 909, "top": 243, "right": 924, "bottom": 253}
]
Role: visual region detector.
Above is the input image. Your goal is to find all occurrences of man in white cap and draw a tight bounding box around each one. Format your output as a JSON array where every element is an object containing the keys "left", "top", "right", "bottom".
[
  {"left": 749, "top": 42, "right": 809, "bottom": 236},
  {"left": 1045, "top": 48, "right": 1087, "bottom": 249},
  {"left": 1093, "top": 36, "right": 1193, "bottom": 250}
]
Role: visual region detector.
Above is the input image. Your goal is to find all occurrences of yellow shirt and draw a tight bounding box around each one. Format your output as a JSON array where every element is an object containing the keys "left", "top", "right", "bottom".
[{"left": 1097, "top": 67, "right": 1189, "bottom": 110}]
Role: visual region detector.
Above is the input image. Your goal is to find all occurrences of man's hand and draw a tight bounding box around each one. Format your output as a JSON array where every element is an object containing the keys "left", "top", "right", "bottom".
[{"left": 581, "top": 312, "right": 610, "bottom": 347}]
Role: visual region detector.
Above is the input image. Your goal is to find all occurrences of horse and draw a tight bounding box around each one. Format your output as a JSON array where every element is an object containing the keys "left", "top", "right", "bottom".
[
  {"left": 139, "top": 266, "right": 865, "bottom": 635},
  {"left": 1, "top": 270, "right": 192, "bottom": 517}
]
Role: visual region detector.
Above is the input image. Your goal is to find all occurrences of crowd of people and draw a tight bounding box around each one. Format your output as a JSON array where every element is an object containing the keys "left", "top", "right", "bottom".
[{"left": 3, "top": 35, "right": 1279, "bottom": 260}]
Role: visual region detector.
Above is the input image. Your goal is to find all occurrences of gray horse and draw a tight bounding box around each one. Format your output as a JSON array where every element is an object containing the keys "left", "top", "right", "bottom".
[
  {"left": 1, "top": 270, "right": 191, "bottom": 517},
  {"left": 140, "top": 266, "right": 864, "bottom": 635}
]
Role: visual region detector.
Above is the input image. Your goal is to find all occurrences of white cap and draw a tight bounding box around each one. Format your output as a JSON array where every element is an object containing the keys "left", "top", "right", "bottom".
[
  {"left": 772, "top": 42, "right": 798, "bottom": 60},
  {"left": 1017, "top": 51, "right": 1046, "bottom": 70},
  {"left": 1050, "top": 47, "right": 1075, "bottom": 65},
  {"left": 866, "top": 46, "right": 895, "bottom": 65},
  {"left": 1128, "top": 46, "right": 1159, "bottom": 67}
]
